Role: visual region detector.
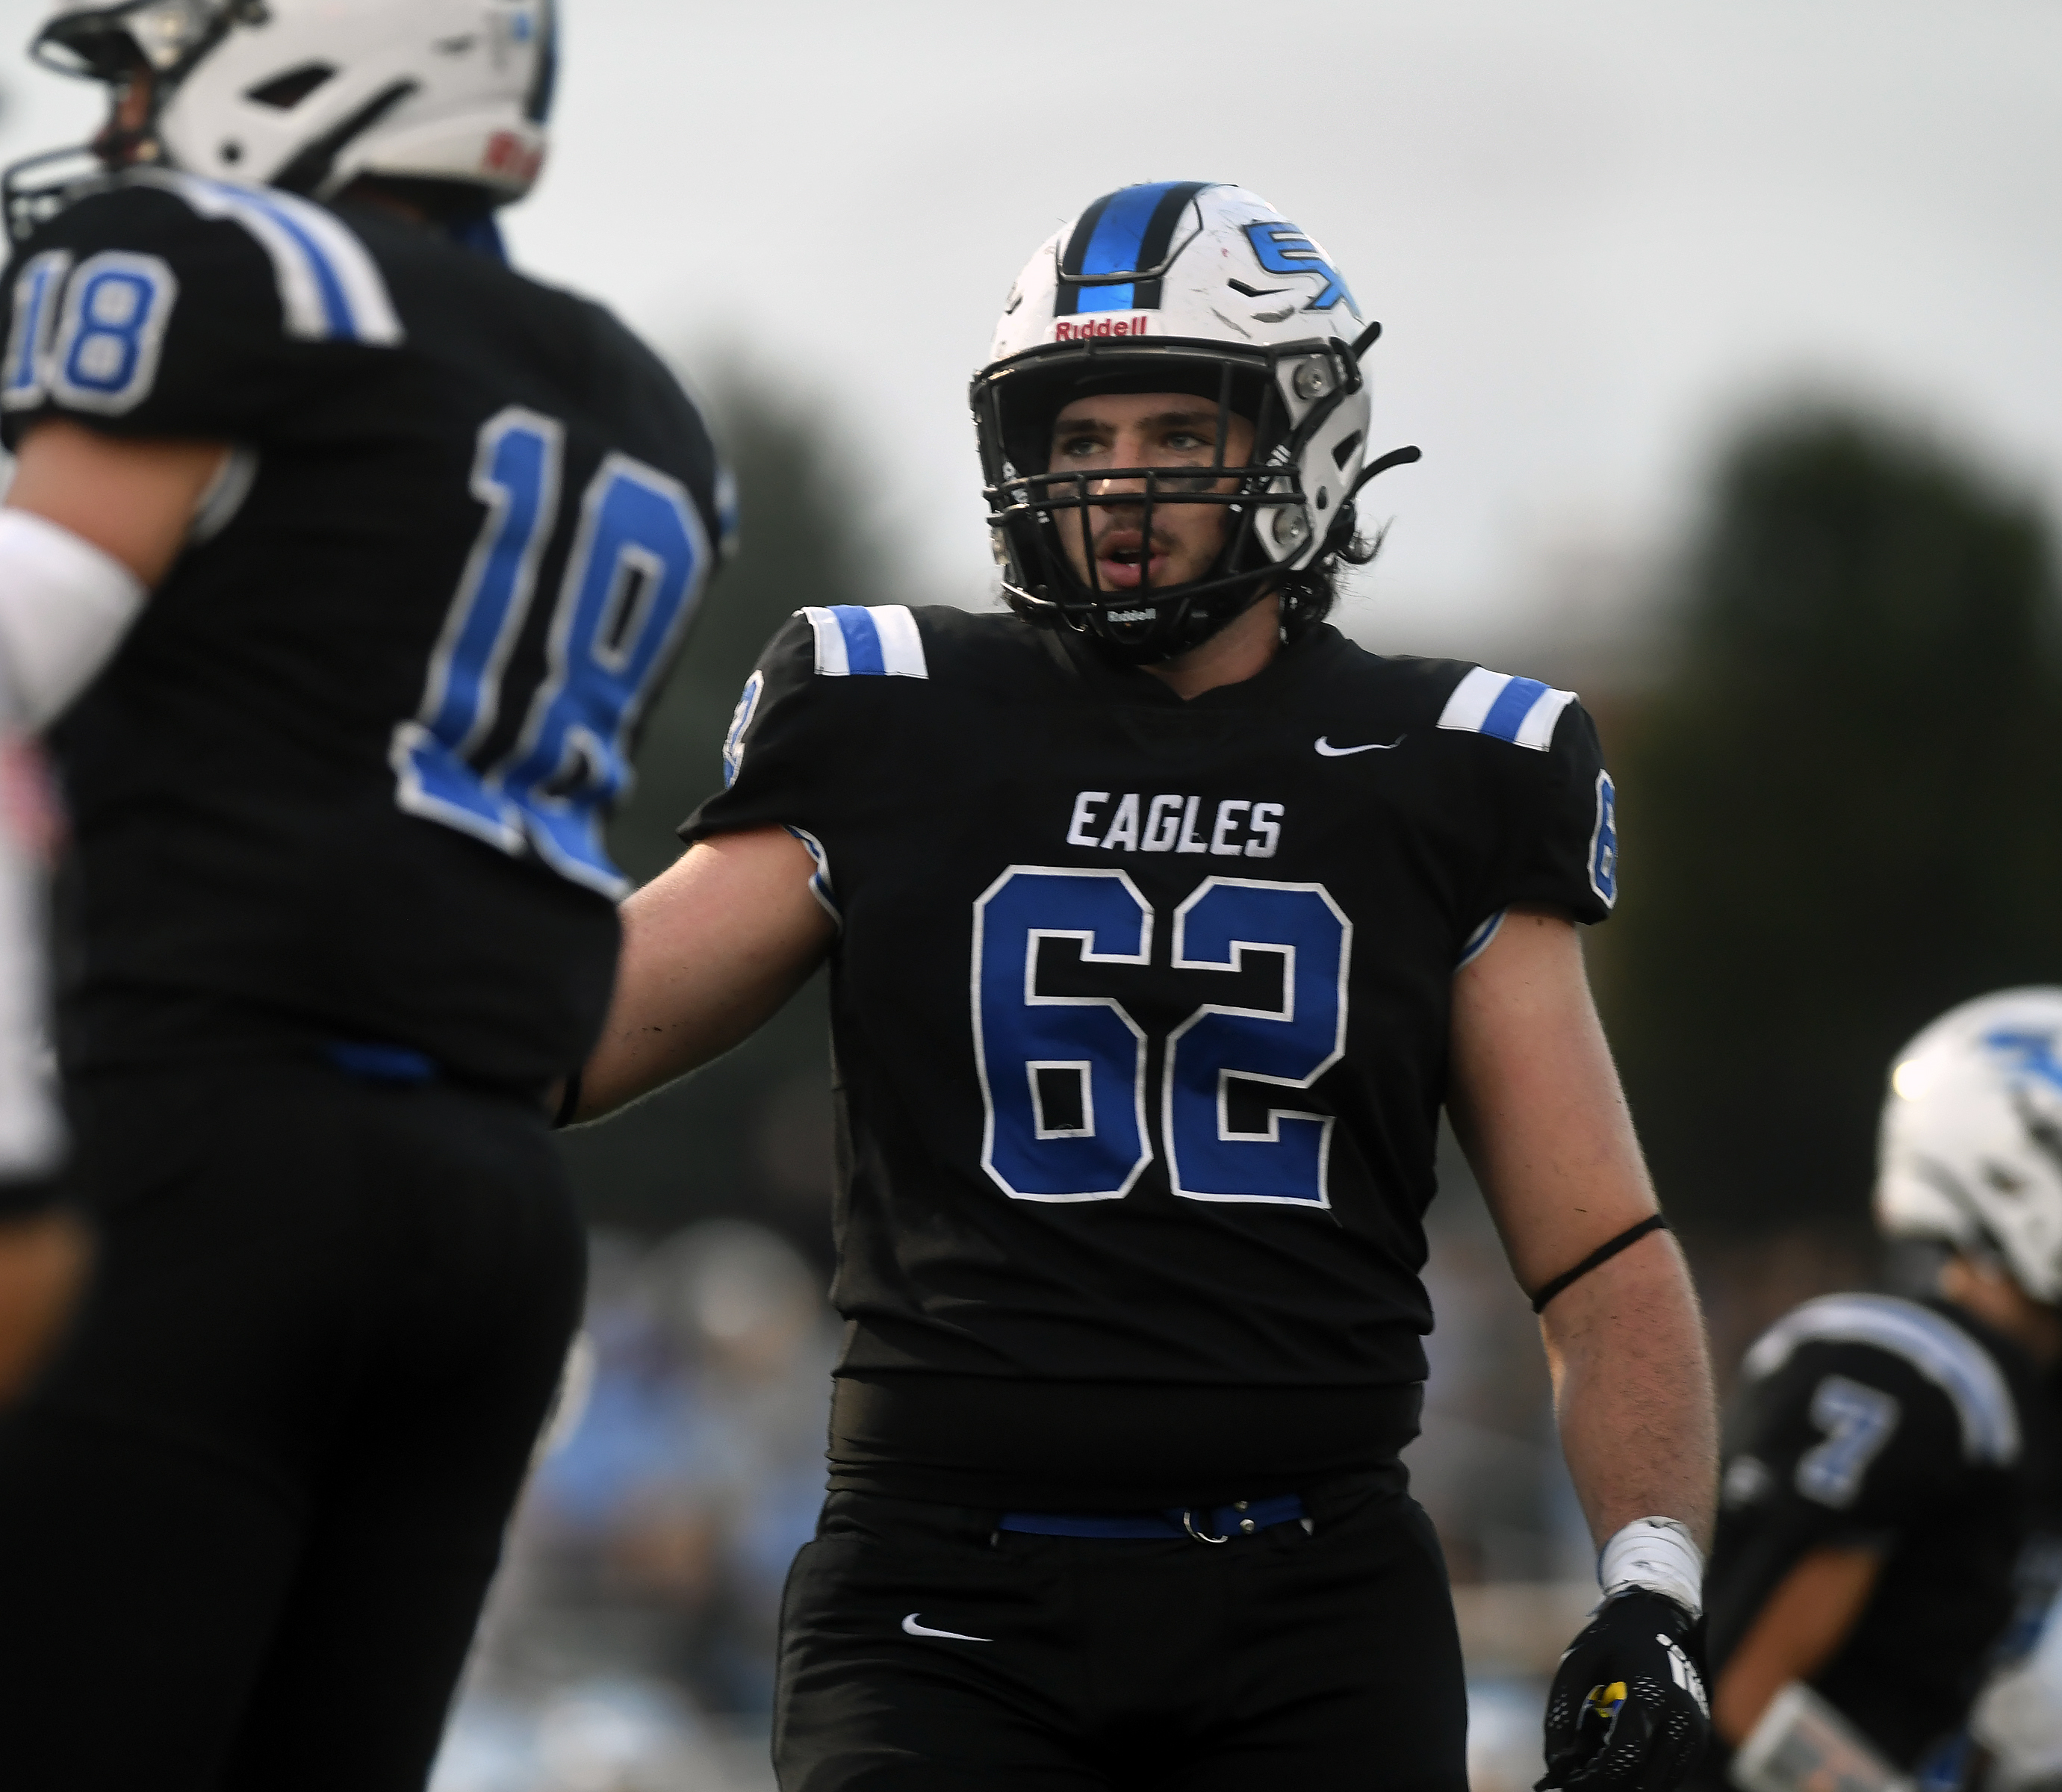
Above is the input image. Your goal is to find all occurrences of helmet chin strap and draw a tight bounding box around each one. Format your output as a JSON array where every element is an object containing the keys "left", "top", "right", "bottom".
[
  {"left": 1052, "top": 439, "right": 1425, "bottom": 667},
  {"left": 1076, "top": 578, "right": 1273, "bottom": 668}
]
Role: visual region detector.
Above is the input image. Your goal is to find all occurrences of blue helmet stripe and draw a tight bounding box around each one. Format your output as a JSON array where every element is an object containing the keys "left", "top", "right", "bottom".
[
  {"left": 1075, "top": 283, "right": 1137, "bottom": 314},
  {"left": 1055, "top": 181, "right": 1214, "bottom": 314},
  {"left": 1078, "top": 181, "right": 1185, "bottom": 278}
]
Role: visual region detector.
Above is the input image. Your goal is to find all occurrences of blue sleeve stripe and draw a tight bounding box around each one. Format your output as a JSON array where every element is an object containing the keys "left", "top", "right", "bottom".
[
  {"left": 801, "top": 605, "right": 928, "bottom": 679},
  {"left": 834, "top": 605, "right": 885, "bottom": 676},
  {"left": 721, "top": 668, "right": 764, "bottom": 788},
  {"left": 1456, "top": 909, "right": 1506, "bottom": 970},
  {"left": 1480, "top": 675, "right": 1550, "bottom": 743},
  {"left": 1438, "top": 665, "right": 1577, "bottom": 752},
  {"left": 784, "top": 826, "right": 842, "bottom": 925}
]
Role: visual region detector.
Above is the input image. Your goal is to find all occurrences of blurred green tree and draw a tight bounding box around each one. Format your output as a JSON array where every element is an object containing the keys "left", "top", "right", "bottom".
[
  {"left": 1602, "top": 410, "right": 2062, "bottom": 1236},
  {"left": 555, "top": 364, "right": 904, "bottom": 1257}
]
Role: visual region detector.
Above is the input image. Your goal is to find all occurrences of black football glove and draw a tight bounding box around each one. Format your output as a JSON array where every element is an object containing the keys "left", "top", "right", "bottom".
[{"left": 1537, "top": 1590, "right": 1710, "bottom": 1792}]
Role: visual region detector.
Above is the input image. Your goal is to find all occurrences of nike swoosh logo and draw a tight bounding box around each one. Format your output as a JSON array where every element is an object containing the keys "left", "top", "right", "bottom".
[
  {"left": 902, "top": 1613, "right": 993, "bottom": 1642},
  {"left": 1314, "top": 735, "right": 1403, "bottom": 756}
]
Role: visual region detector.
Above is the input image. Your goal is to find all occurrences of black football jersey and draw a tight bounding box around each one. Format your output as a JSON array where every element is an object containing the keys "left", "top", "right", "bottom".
[
  {"left": 1706, "top": 1294, "right": 2040, "bottom": 1769},
  {"left": 682, "top": 603, "right": 1617, "bottom": 1501},
  {"left": 0, "top": 172, "right": 727, "bottom": 1088}
]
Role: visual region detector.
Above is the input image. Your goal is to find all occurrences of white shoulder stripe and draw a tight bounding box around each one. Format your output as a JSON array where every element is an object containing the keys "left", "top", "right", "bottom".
[
  {"left": 1741, "top": 1292, "right": 2021, "bottom": 1466},
  {"left": 867, "top": 603, "right": 929, "bottom": 677},
  {"left": 1438, "top": 665, "right": 1577, "bottom": 751},
  {"left": 131, "top": 171, "right": 403, "bottom": 346},
  {"left": 800, "top": 604, "right": 928, "bottom": 679}
]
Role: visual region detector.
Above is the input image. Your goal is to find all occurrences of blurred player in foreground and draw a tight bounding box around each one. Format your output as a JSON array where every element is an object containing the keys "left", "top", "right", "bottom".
[
  {"left": 1701, "top": 990, "right": 2062, "bottom": 1792},
  {"left": 569, "top": 181, "right": 1718, "bottom": 1791},
  {"left": 0, "top": 1, "right": 727, "bottom": 1785}
]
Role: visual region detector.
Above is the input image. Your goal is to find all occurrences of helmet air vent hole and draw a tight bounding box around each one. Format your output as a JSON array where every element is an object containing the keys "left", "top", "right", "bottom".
[
  {"left": 1317, "top": 490, "right": 1329, "bottom": 511},
  {"left": 245, "top": 63, "right": 338, "bottom": 109},
  {"left": 1332, "top": 431, "right": 1364, "bottom": 470},
  {"left": 220, "top": 141, "right": 242, "bottom": 164}
]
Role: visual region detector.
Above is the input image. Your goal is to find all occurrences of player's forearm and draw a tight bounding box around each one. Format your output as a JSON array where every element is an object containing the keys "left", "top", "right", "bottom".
[
  {"left": 1712, "top": 1546, "right": 1883, "bottom": 1743},
  {"left": 574, "top": 830, "right": 833, "bottom": 1122},
  {"left": 578, "top": 944, "right": 809, "bottom": 1121},
  {"left": 0, "top": 1208, "right": 92, "bottom": 1406},
  {"left": 1541, "top": 1234, "right": 1718, "bottom": 1550}
]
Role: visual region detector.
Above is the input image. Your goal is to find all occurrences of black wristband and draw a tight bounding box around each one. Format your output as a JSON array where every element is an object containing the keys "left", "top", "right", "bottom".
[
  {"left": 1530, "top": 1214, "right": 1670, "bottom": 1313},
  {"left": 552, "top": 1070, "right": 583, "bottom": 1130}
]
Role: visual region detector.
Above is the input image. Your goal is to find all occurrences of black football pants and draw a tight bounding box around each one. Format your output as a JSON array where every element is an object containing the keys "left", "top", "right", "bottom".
[
  {"left": 0, "top": 1059, "right": 584, "bottom": 1791},
  {"left": 774, "top": 1478, "right": 1469, "bottom": 1791}
]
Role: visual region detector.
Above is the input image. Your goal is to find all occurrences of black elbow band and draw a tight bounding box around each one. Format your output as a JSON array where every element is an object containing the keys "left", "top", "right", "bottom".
[
  {"left": 1529, "top": 1213, "right": 1670, "bottom": 1313},
  {"left": 552, "top": 1070, "right": 583, "bottom": 1130}
]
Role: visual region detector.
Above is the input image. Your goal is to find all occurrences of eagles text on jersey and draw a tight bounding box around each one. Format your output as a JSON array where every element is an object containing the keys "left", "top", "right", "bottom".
[
  {"left": 0, "top": 171, "right": 728, "bottom": 1087},
  {"left": 685, "top": 603, "right": 1617, "bottom": 1508}
]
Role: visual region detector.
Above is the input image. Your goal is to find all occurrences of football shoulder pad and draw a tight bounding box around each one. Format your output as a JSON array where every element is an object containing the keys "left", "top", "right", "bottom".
[{"left": 798, "top": 604, "right": 929, "bottom": 681}]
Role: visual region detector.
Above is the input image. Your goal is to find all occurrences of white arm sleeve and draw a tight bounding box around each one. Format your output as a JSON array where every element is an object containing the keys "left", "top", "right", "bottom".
[
  {"left": 0, "top": 507, "right": 147, "bottom": 732},
  {"left": 1973, "top": 1584, "right": 2062, "bottom": 1790},
  {"left": 1731, "top": 1681, "right": 1910, "bottom": 1792}
]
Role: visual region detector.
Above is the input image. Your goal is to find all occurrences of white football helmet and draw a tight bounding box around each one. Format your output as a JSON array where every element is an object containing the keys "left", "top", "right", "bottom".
[
  {"left": 972, "top": 181, "right": 1417, "bottom": 664},
  {"left": 8, "top": 0, "right": 555, "bottom": 237},
  {"left": 1876, "top": 987, "right": 2062, "bottom": 1307}
]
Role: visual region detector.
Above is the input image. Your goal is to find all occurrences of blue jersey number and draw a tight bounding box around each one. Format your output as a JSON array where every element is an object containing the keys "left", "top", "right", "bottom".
[
  {"left": 1, "top": 249, "right": 72, "bottom": 411},
  {"left": 975, "top": 868, "right": 1152, "bottom": 1202},
  {"left": 1165, "top": 879, "right": 1350, "bottom": 1204},
  {"left": 46, "top": 251, "right": 178, "bottom": 415},
  {"left": 973, "top": 868, "right": 1352, "bottom": 1207},
  {"left": 393, "top": 407, "right": 710, "bottom": 896}
]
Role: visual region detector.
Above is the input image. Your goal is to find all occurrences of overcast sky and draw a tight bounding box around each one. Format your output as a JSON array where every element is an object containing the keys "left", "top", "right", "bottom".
[{"left": 2, "top": 0, "right": 2059, "bottom": 661}]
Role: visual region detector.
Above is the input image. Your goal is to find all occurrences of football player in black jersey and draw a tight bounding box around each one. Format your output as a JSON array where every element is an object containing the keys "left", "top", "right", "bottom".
[
  {"left": 1701, "top": 989, "right": 2062, "bottom": 1792},
  {"left": 568, "top": 181, "right": 1718, "bottom": 1791},
  {"left": 0, "top": 3, "right": 727, "bottom": 1787}
]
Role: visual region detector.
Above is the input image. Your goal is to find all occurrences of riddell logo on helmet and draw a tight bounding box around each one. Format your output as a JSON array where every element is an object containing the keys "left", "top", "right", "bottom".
[{"left": 1052, "top": 315, "right": 1158, "bottom": 343}]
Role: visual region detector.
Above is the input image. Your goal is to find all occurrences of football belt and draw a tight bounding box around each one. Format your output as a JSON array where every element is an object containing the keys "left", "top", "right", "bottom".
[{"left": 997, "top": 1493, "right": 1308, "bottom": 1543}]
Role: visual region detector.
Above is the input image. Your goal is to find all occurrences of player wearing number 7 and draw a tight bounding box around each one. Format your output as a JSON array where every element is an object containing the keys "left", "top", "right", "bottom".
[
  {"left": 0, "top": 3, "right": 727, "bottom": 1787},
  {"left": 570, "top": 181, "right": 1717, "bottom": 1791}
]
